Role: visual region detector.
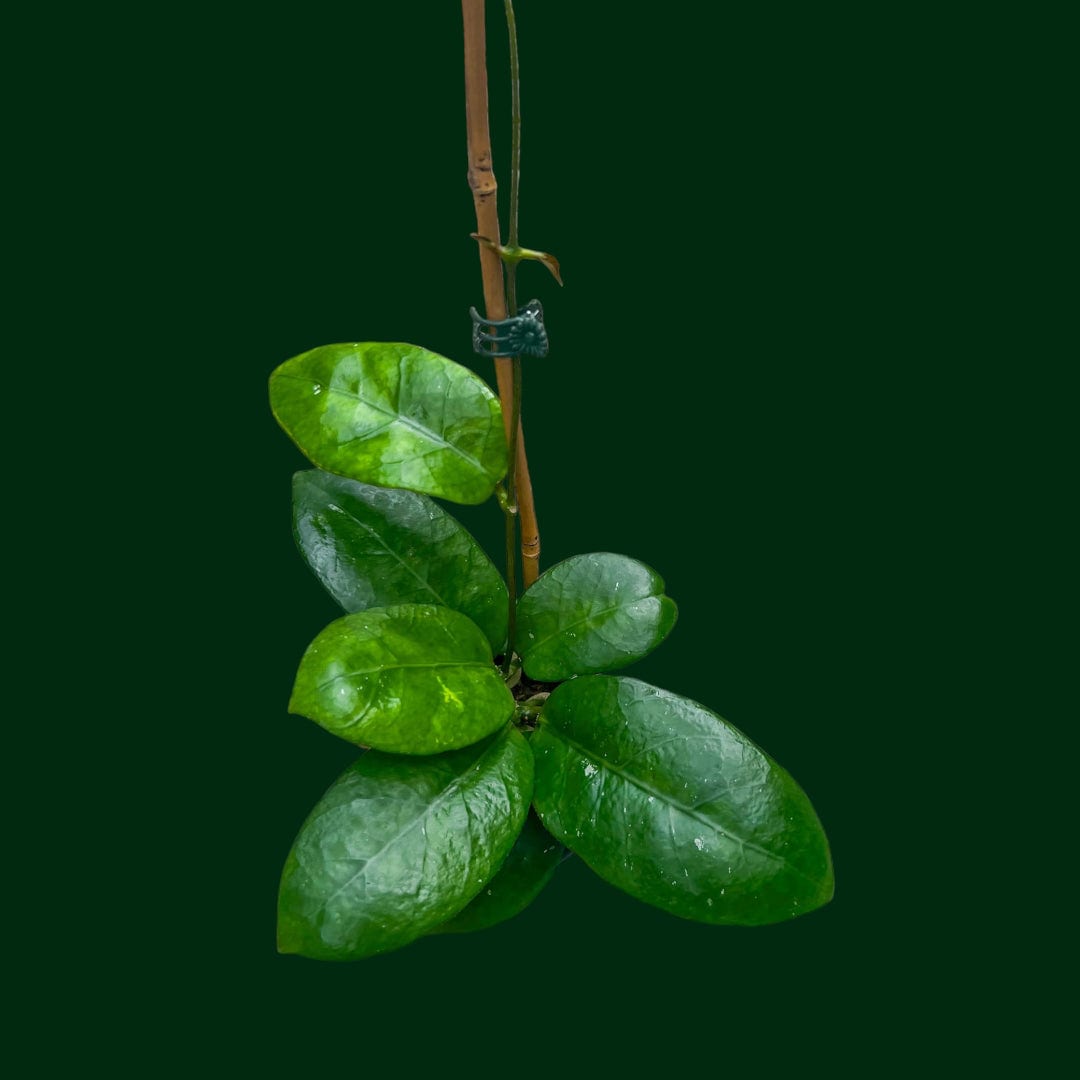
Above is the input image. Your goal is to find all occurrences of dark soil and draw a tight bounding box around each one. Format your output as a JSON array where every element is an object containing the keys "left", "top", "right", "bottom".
[{"left": 513, "top": 675, "right": 560, "bottom": 703}]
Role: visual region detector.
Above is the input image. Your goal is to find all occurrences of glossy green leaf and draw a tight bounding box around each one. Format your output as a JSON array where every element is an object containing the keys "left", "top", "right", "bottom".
[
  {"left": 293, "top": 469, "right": 507, "bottom": 652},
  {"left": 269, "top": 342, "right": 507, "bottom": 504},
  {"left": 516, "top": 553, "right": 678, "bottom": 680},
  {"left": 432, "top": 811, "right": 563, "bottom": 935},
  {"left": 532, "top": 676, "right": 834, "bottom": 925},
  {"left": 290, "top": 604, "right": 514, "bottom": 754},
  {"left": 278, "top": 729, "right": 533, "bottom": 960}
]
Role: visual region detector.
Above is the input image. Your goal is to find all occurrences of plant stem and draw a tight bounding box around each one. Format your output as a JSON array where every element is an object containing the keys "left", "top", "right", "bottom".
[
  {"left": 462, "top": 0, "right": 541, "bottom": 670},
  {"left": 504, "top": 0, "right": 523, "bottom": 548},
  {"left": 501, "top": 0, "right": 540, "bottom": 588},
  {"left": 505, "top": 0, "right": 521, "bottom": 253},
  {"left": 502, "top": 485, "right": 517, "bottom": 672}
]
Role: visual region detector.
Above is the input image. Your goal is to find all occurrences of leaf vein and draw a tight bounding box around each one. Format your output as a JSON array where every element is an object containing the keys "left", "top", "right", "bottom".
[
  {"left": 525, "top": 594, "right": 659, "bottom": 655},
  {"left": 326, "top": 502, "right": 453, "bottom": 607},
  {"left": 276, "top": 372, "right": 492, "bottom": 475},
  {"left": 314, "top": 661, "right": 493, "bottom": 693},
  {"left": 546, "top": 727, "right": 817, "bottom": 884},
  {"left": 315, "top": 738, "right": 504, "bottom": 915}
]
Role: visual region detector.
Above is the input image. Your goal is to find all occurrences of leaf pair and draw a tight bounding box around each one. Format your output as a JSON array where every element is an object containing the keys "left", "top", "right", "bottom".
[
  {"left": 289, "top": 468, "right": 513, "bottom": 754},
  {"left": 279, "top": 674, "right": 834, "bottom": 959}
]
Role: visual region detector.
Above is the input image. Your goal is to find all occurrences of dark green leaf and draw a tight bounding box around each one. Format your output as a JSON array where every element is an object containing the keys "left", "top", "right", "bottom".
[
  {"left": 532, "top": 676, "right": 833, "bottom": 925},
  {"left": 290, "top": 604, "right": 514, "bottom": 754},
  {"left": 278, "top": 729, "right": 533, "bottom": 960},
  {"left": 269, "top": 342, "right": 507, "bottom": 504},
  {"left": 293, "top": 469, "right": 508, "bottom": 652},
  {"left": 432, "top": 811, "right": 563, "bottom": 935},
  {"left": 517, "top": 553, "right": 677, "bottom": 680}
]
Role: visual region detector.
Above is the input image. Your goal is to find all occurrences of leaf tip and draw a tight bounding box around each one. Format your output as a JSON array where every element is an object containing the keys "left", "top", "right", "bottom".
[
  {"left": 286, "top": 686, "right": 308, "bottom": 720},
  {"left": 539, "top": 252, "right": 563, "bottom": 286},
  {"left": 659, "top": 595, "right": 679, "bottom": 640}
]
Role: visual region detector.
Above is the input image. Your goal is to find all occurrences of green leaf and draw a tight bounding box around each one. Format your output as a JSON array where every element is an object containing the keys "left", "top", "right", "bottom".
[
  {"left": 531, "top": 676, "right": 834, "bottom": 926},
  {"left": 293, "top": 469, "right": 508, "bottom": 652},
  {"left": 269, "top": 342, "right": 507, "bottom": 505},
  {"left": 516, "top": 553, "right": 678, "bottom": 680},
  {"left": 432, "top": 811, "right": 563, "bottom": 935},
  {"left": 278, "top": 729, "right": 533, "bottom": 960},
  {"left": 290, "top": 604, "right": 514, "bottom": 754}
]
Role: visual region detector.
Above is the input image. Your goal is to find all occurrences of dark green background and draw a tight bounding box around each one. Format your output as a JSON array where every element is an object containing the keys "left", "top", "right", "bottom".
[{"left": 17, "top": 0, "right": 1045, "bottom": 1070}]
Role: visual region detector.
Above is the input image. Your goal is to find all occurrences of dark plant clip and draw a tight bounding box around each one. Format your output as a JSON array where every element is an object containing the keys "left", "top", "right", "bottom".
[{"left": 470, "top": 300, "right": 549, "bottom": 358}]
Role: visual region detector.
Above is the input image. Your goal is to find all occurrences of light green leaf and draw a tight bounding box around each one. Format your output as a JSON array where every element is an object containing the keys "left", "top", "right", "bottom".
[
  {"left": 269, "top": 342, "right": 507, "bottom": 504},
  {"left": 516, "top": 553, "right": 677, "bottom": 680},
  {"left": 432, "top": 811, "right": 563, "bottom": 935},
  {"left": 278, "top": 729, "right": 533, "bottom": 960},
  {"left": 532, "top": 676, "right": 834, "bottom": 925},
  {"left": 290, "top": 604, "right": 514, "bottom": 754},
  {"left": 293, "top": 469, "right": 507, "bottom": 652}
]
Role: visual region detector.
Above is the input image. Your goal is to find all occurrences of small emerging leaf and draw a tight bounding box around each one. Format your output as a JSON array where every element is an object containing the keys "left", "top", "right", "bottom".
[
  {"left": 432, "top": 811, "right": 563, "bottom": 935},
  {"left": 269, "top": 342, "right": 507, "bottom": 504},
  {"left": 532, "top": 249, "right": 563, "bottom": 287},
  {"left": 532, "top": 676, "right": 833, "bottom": 925},
  {"left": 470, "top": 234, "right": 563, "bottom": 286},
  {"left": 278, "top": 729, "right": 533, "bottom": 960},
  {"left": 517, "top": 553, "right": 677, "bottom": 681},
  {"left": 293, "top": 469, "right": 508, "bottom": 652},
  {"left": 290, "top": 604, "right": 514, "bottom": 754}
]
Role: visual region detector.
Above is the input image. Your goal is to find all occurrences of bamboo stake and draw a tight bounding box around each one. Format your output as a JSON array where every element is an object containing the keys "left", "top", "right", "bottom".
[{"left": 462, "top": 0, "right": 541, "bottom": 588}]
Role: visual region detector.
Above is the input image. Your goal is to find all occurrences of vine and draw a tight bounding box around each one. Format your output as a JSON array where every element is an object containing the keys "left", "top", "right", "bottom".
[{"left": 268, "top": 0, "right": 833, "bottom": 960}]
